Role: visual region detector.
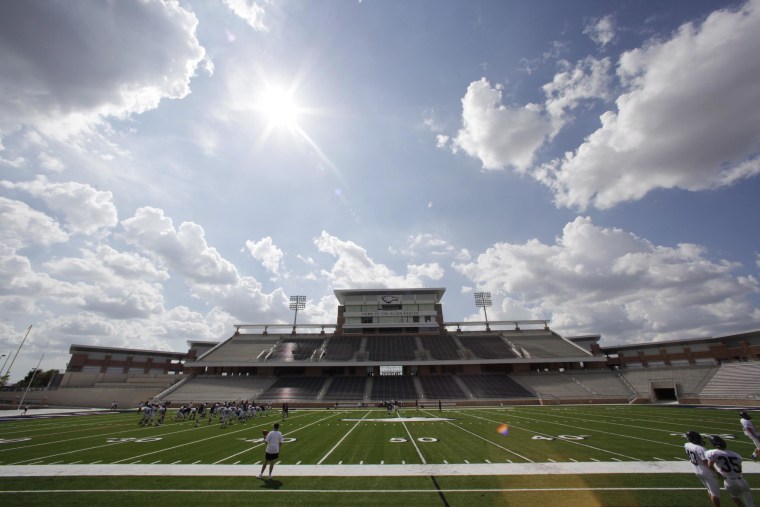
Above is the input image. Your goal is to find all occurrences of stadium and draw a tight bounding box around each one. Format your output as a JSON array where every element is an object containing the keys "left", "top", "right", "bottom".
[
  {"left": 8, "top": 287, "right": 760, "bottom": 410},
  {"left": 1, "top": 287, "right": 758, "bottom": 506}
]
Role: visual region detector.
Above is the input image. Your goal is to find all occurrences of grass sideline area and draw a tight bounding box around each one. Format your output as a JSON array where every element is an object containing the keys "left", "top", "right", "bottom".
[{"left": 0, "top": 405, "right": 758, "bottom": 506}]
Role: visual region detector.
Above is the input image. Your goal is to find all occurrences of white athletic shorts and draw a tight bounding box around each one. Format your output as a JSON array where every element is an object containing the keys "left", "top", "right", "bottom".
[
  {"left": 696, "top": 472, "right": 720, "bottom": 497},
  {"left": 744, "top": 430, "right": 760, "bottom": 449}
]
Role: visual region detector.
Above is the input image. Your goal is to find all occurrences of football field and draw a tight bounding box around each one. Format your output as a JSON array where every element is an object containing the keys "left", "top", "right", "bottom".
[{"left": 0, "top": 404, "right": 758, "bottom": 506}]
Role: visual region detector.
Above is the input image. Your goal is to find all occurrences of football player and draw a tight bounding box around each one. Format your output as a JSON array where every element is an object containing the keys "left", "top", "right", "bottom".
[
  {"left": 685, "top": 430, "right": 721, "bottom": 507},
  {"left": 706, "top": 435, "right": 755, "bottom": 507},
  {"left": 740, "top": 411, "right": 760, "bottom": 462}
]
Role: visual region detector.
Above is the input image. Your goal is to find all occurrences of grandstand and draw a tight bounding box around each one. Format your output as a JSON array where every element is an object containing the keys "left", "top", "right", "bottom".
[{"left": 10, "top": 287, "right": 760, "bottom": 409}]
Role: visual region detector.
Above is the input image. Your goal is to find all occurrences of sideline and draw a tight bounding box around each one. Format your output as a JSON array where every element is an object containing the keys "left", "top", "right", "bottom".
[{"left": 1, "top": 460, "right": 751, "bottom": 477}]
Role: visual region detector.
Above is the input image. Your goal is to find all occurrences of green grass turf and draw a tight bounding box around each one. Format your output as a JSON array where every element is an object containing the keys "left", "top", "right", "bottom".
[
  {"left": 0, "top": 474, "right": 744, "bottom": 506},
  {"left": 0, "top": 405, "right": 758, "bottom": 506}
]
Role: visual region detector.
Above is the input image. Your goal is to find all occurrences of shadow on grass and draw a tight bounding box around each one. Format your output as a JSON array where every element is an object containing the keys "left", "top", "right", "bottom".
[{"left": 259, "top": 479, "right": 283, "bottom": 489}]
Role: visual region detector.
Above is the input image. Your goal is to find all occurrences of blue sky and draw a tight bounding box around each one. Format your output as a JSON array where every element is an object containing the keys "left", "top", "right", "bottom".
[{"left": 1, "top": 0, "right": 759, "bottom": 381}]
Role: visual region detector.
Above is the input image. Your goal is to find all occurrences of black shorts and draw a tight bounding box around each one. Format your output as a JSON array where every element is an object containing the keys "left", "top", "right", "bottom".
[{"left": 265, "top": 452, "right": 279, "bottom": 461}]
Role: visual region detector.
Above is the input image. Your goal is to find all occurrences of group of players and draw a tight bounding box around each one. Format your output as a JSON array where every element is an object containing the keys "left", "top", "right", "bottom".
[
  {"left": 686, "top": 410, "right": 760, "bottom": 507},
  {"left": 137, "top": 400, "right": 273, "bottom": 428}
]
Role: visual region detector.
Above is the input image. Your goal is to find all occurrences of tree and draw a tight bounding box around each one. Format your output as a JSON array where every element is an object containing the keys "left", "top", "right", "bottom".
[{"left": 15, "top": 368, "right": 60, "bottom": 389}]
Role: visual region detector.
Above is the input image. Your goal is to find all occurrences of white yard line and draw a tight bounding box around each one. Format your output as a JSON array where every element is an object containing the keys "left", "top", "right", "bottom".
[
  {"left": 425, "top": 411, "right": 533, "bottom": 463},
  {"left": 3, "top": 487, "right": 753, "bottom": 495},
  {"left": 317, "top": 410, "right": 371, "bottom": 465},
  {"left": 465, "top": 411, "right": 641, "bottom": 461},
  {"left": 398, "top": 415, "right": 426, "bottom": 465},
  {"left": 3, "top": 460, "right": 753, "bottom": 477}
]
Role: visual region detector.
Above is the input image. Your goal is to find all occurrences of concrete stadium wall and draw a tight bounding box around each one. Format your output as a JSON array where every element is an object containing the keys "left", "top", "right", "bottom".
[{"left": 2, "top": 387, "right": 162, "bottom": 409}]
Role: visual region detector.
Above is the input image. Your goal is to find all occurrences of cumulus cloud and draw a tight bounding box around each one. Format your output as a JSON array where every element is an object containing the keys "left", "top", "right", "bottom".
[
  {"left": 537, "top": 0, "right": 760, "bottom": 209},
  {"left": 121, "top": 207, "right": 238, "bottom": 285},
  {"left": 2, "top": 176, "right": 117, "bottom": 235},
  {"left": 454, "top": 217, "right": 759, "bottom": 343},
  {"left": 584, "top": 15, "right": 616, "bottom": 48},
  {"left": 121, "top": 207, "right": 289, "bottom": 323},
  {"left": 0, "top": 197, "right": 68, "bottom": 250},
  {"left": 223, "top": 0, "right": 269, "bottom": 31},
  {"left": 315, "top": 231, "right": 445, "bottom": 288},
  {"left": 390, "top": 233, "right": 470, "bottom": 261},
  {"left": 245, "top": 236, "right": 284, "bottom": 275},
  {"left": 0, "top": 244, "right": 59, "bottom": 309},
  {"left": 0, "top": 0, "right": 209, "bottom": 138},
  {"left": 452, "top": 78, "right": 552, "bottom": 171},
  {"left": 543, "top": 57, "right": 612, "bottom": 131}
]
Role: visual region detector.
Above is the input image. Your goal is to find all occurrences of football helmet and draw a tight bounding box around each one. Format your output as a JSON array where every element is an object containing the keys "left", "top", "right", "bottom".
[
  {"left": 685, "top": 430, "right": 704, "bottom": 446},
  {"left": 710, "top": 435, "right": 727, "bottom": 449}
]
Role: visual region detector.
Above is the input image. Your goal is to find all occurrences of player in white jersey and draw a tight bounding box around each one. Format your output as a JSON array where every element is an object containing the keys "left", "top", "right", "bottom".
[
  {"left": 740, "top": 411, "right": 760, "bottom": 462},
  {"left": 685, "top": 431, "right": 721, "bottom": 507},
  {"left": 706, "top": 435, "right": 755, "bottom": 507}
]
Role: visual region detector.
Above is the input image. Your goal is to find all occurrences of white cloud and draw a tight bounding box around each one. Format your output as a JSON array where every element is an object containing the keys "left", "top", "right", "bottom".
[
  {"left": 223, "top": 0, "right": 269, "bottom": 32},
  {"left": 542, "top": 57, "right": 612, "bottom": 131},
  {"left": 120, "top": 207, "right": 289, "bottom": 323},
  {"left": 537, "top": 0, "right": 760, "bottom": 209},
  {"left": 44, "top": 245, "right": 168, "bottom": 285},
  {"left": 2, "top": 176, "right": 117, "bottom": 235},
  {"left": 452, "top": 78, "right": 552, "bottom": 171},
  {"left": 315, "top": 231, "right": 444, "bottom": 288},
  {"left": 0, "top": 0, "right": 209, "bottom": 138},
  {"left": 0, "top": 245, "right": 58, "bottom": 312},
  {"left": 584, "top": 15, "right": 616, "bottom": 48},
  {"left": 245, "top": 236, "right": 284, "bottom": 275},
  {"left": 454, "top": 216, "right": 759, "bottom": 343},
  {"left": 38, "top": 152, "right": 65, "bottom": 173},
  {"left": 121, "top": 207, "right": 238, "bottom": 285},
  {"left": 0, "top": 197, "right": 68, "bottom": 250}
]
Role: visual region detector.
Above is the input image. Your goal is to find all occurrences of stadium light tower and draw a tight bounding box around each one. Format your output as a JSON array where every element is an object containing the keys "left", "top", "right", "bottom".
[
  {"left": 289, "top": 295, "right": 306, "bottom": 334},
  {"left": 474, "top": 291, "right": 492, "bottom": 332}
]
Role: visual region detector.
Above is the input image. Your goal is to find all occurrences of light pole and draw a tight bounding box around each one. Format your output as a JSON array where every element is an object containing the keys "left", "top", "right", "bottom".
[
  {"left": 0, "top": 354, "right": 7, "bottom": 386},
  {"left": 289, "top": 295, "right": 306, "bottom": 334},
  {"left": 474, "top": 292, "right": 492, "bottom": 332},
  {"left": 1, "top": 325, "right": 32, "bottom": 387}
]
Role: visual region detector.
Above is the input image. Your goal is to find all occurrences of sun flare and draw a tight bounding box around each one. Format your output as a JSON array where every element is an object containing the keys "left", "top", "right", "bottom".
[{"left": 259, "top": 87, "right": 299, "bottom": 128}]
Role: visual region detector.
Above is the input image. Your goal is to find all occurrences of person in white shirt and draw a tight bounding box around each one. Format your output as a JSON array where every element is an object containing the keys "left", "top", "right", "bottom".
[
  {"left": 740, "top": 411, "right": 760, "bottom": 462},
  {"left": 685, "top": 431, "right": 721, "bottom": 507},
  {"left": 706, "top": 435, "right": 755, "bottom": 507},
  {"left": 258, "top": 423, "right": 284, "bottom": 480}
]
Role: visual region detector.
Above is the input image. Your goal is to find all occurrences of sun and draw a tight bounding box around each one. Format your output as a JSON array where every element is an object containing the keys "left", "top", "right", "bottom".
[{"left": 259, "top": 86, "right": 300, "bottom": 129}]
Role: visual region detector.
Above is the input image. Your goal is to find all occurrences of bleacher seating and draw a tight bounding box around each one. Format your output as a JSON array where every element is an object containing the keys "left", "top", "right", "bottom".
[
  {"left": 619, "top": 364, "right": 718, "bottom": 397},
  {"left": 509, "top": 373, "right": 590, "bottom": 398},
  {"left": 259, "top": 376, "right": 326, "bottom": 400},
  {"left": 699, "top": 362, "right": 759, "bottom": 398},
  {"left": 165, "top": 375, "right": 273, "bottom": 403},
  {"left": 323, "top": 376, "right": 368, "bottom": 401},
  {"left": 461, "top": 335, "right": 517, "bottom": 359},
  {"left": 200, "top": 335, "right": 279, "bottom": 363},
  {"left": 418, "top": 376, "right": 466, "bottom": 400},
  {"left": 324, "top": 336, "right": 362, "bottom": 360},
  {"left": 512, "top": 371, "right": 629, "bottom": 399},
  {"left": 506, "top": 332, "right": 589, "bottom": 358},
  {"left": 366, "top": 335, "right": 418, "bottom": 361},
  {"left": 268, "top": 338, "right": 324, "bottom": 361},
  {"left": 420, "top": 334, "right": 461, "bottom": 360},
  {"left": 570, "top": 371, "right": 631, "bottom": 397},
  {"left": 460, "top": 375, "right": 534, "bottom": 398},
  {"left": 370, "top": 375, "right": 418, "bottom": 401}
]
